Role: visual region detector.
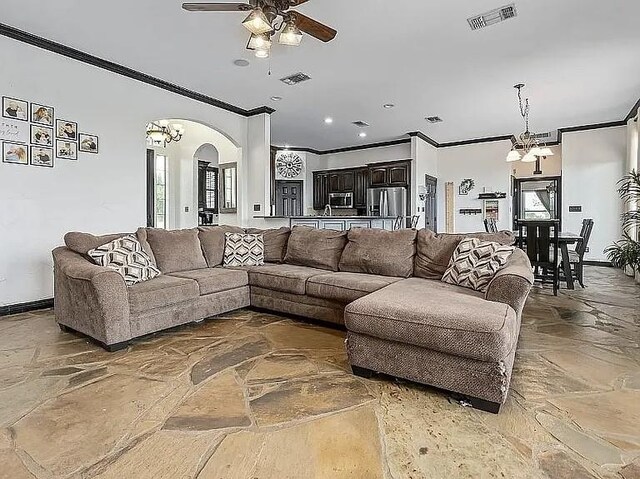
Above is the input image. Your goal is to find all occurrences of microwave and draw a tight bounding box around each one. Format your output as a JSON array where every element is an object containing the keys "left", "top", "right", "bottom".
[{"left": 329, "top": 192, "right": 353, "bottom": 209}]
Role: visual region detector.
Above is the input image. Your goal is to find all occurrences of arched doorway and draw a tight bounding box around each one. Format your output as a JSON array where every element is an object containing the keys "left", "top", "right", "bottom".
[{"left": 195, "top": 143, "right": 220, "bottom": 225}]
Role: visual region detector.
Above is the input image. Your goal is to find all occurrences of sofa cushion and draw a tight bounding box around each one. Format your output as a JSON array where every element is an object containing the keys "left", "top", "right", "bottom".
[
  {"left": 128, "top": 275, "right": 199, "bottom": 314},
  {"left": 146, "top": 228, "right": 207, "bottom": 274},
  {"left": 284, "top": 226, "right": 347, "bottom": 272},
  {"left": 344, "top": 277, "right": 518, "bottom": 362},
  {"left": 414, "top": 229, "right": 516, "bottom": 280},
  {"left": 339, "top": 228, "right": 416, "bottom": 278},
  {"left": 248, "top": 264, "right": 328, "bottom": 295},
  {"left": 88, "top": 235, "right": 160, "bottom": 286},
  {"left": 223, "top": 233, "right": 265, "bottom": 267},
  {"left": 169, "top": 267, "right": 248, "bottom": 296},
  {"left": 442, "top": 238, "right": 515, "bottom": 293},
  {"left": 307, "top": 272, "right": 401, "bottom": 303},
  {"left": 199, "top": 225, "right": 245, "bottom": 267},
  {"left": 246, "top": 227, "right": 290, "bottom": 263},
  {"left": 65, "top": 232, "right": 131, "bottom": 256}
]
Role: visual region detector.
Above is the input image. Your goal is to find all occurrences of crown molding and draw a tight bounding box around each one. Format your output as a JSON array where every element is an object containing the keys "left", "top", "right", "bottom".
[
  {"left": 272, "top": 139, "right": 410, "bottom": 156},
  {"left": 624, "top": 97, "right": 640, "bottom": 122},
  {"left": 437, "top": 134, "right": 513, "bottom": 148},
  {"left": 557, "top": 120, "right": 627, "bottom": 142},
  {"left": 407, "top": 131, "right": 439, "bottom": 147},
  {"left": 0, "top": 22, "right": 273, "bottom": 118}
]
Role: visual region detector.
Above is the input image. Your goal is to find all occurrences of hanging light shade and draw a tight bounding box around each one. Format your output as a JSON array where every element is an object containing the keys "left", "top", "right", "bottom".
[
  {"left": 254, "top": 48, "right": 270, "bottom": 58},
  {"left": 521, "top": 151, "right": 537, "bottom": 163},
  {"left": 279, "top": 22, "right": 303, "bottom": 46},
  {"left": 537, "top": 147, "right": 554, "bottom": 157},
  {"left": 242, "top": 8, "right": 273, "bottom": 35},
  {"left": 506, "top": 149, "right": 521, "bottom": 162},
  {"left": 247, "top": 33, "right": 272, "bottom": 50}
]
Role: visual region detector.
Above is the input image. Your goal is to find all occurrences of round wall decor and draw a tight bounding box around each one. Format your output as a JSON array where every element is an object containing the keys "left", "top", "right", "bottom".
[{"left": 276, "top": 151, "right": 304, "bottom": 178}]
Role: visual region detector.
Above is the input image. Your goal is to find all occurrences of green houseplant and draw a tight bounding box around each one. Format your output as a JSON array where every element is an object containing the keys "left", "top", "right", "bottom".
[{"left": 605, "top": 170, "right": 640, "bottom": 275}]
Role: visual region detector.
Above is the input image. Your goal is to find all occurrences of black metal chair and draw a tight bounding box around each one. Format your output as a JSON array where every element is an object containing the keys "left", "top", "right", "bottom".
[
  {"left": 565, "top": 219, "right": 594, "bottom": 288},
  {"left": 484, "top": 218, "right": 498, "bottom": 233},
  {"left": 411, "top": 215, "right": 420, "bottom": 229},
  {"left": 518, "top": 219, "right": 560, "bottom": 295}
]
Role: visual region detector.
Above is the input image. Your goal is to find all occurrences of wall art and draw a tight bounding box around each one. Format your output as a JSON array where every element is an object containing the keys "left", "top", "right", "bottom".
[
  {"left": 2, "top": 141, "right": 28, "bottom": 165},
  {"left": 79, "top": 133, "right": 99, "bottom": 153},
  {"left": 56, "top": 140, "right": 78, "bottom": 160},
  {"left": 30, "top": 146, "right": 54, "bottom": 167},
  {"left": 56, "top": 119, "right": 78, "bottom": 141},
  {"left": 459, "top": 178, "right": 475, "bottom": 196},
  {"left": 31, "top": 103, "right": 54, "bottom": 126},
  {"left": 2, "top": 97, "right": 28, "bottom": 121},
  {"left": 30, "top": 125, "right": 54, "bottom": 146},
  {"left": 0, "top": 119, "right": 29, "bottom": 143}
]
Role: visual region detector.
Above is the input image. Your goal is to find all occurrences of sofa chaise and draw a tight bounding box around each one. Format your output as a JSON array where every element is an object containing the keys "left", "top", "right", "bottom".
[{"left": 53, "top": 225, "right": 533, "bottom": 413}]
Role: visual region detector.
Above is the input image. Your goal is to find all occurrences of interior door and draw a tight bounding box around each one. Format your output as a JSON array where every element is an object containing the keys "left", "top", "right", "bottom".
[
  {"left": 424, "top": 175, "right": 437, "bottom": 231},
  {"left": 275, "top": 180, "right": 303, "bottom": 217}
]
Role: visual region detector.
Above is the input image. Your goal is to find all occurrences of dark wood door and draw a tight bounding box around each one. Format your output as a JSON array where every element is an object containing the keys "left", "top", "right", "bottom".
[
  {"left": 369, "top": 167, "right": 388, "bottom": 187},
  {"left": 341, "top": 171, "right": 355, "bottom": 192},
  {"left": 354, "top": 168, "right": 368, "bottom": 208},
  {"left": 276, "top": 181, "right": 303, "bottom": 216},
  {"left": 388, "top": 165, "right": 409, "bottom": 186},
  {"left": 146, "top": 149, "right": 155, "bottom": 227},
  {"left": 424, "top": 175, "right": 437, "bottom": 231},
  {"left": 328, "top": 174, "right": 341, "bottom": 193},
  {"left": 313, "top": 172, "right": 329, "bottom": 209}
]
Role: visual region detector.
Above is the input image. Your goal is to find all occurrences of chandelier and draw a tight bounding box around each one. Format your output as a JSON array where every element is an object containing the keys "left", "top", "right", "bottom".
[
  {"left": 506, "top": 84, "right": 554, "bottom": 163},
  {"left": 146, "top": 121, "right": 184, "bottom": 147},
  {"left": 243, "top": 9, "right": 303, "bottom": 58}
]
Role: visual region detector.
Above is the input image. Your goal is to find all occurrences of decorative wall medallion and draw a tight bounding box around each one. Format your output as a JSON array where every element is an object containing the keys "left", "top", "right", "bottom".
[
  {"left": 459, "top": 178, "right": 475, "bottom": 196},
  {"left": 276, "top": 151, "right": 304, "bottom": 179}
]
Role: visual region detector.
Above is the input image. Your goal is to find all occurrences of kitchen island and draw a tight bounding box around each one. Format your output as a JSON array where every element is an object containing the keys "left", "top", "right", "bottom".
[{"left": 253, "top": 216, "right": 404, "bottom": 231}]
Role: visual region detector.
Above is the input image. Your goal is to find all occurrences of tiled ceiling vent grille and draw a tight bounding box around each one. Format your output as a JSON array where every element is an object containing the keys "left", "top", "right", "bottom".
[
  {"left": 533, "top": 132, "right": 552, "bottom": 139},
  {"left": 468, "top": 4, "right": 517, "bottom": 31},
  {"left": 425, "top": 116, "right": 443, "bottom": 123},
  {"left": 280, "top": 72, "right": 311, "bottom": 85},
  {"left": 352, "top": 121, "right": 370, "bottom": 128}
]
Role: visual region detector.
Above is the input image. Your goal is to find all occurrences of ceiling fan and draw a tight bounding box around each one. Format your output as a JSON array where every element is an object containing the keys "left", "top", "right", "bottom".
[{"left": 182, "top": 0, "right": 337, "bottom": 58}]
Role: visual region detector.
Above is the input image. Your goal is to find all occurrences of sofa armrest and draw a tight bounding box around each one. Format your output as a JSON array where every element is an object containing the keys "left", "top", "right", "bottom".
[
  {"left": 53, "top": 246, "right": 131, "bottom": 346},
  {"left": 485, "top": 248, "right": 533, "bottom": 319}
]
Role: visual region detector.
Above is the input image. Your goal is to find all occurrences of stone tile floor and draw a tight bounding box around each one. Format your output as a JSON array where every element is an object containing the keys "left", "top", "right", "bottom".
[{"left": 1, "top": 266, "right": 639, "bottom": 478}]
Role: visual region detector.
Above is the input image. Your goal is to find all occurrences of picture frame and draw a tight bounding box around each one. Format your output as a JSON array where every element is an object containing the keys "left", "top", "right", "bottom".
[
  {"left": 31, "top": 103, "right": 54, "bottom": 126},
  {"left": 30, "top": 125, "right": 54, "bottom": 146},
  {"left": 2, "top": 97, "right": 29, "bottom": 122},
  {"left": 483, "top": 199, "right": 499, "bottom": 221},
  {"left": 459, "top": 178, "right": 475, "bottom": 196},
  {"left": 56, "top": 119, "right": 78, "bottom": 141},
  {"left": 30, "top": 146, "right": 54, "bottom": 168},
  {"left": 2, "top": 141, "right": 29, "bottom": 165},
  {"left": 56, "top": 139, "right": 78, "bottom": 160},
  {"left": 79, "top": 133, "right": 99, "bottom": 153}
]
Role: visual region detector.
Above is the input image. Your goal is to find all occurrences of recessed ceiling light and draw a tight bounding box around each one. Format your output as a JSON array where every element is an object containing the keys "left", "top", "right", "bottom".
[
  {"left": 324, "top": 117, "right": 333, "bottom": 124},
  {"left": 233, "top": 59, "right": 250, "bottom": 67},
  {"left": 270, "top": 96, "right": 283, "bottom": 101},
  {"left": 359, "top": 132, "right": 367, "bottom": 138},
  {"left": 383, "top": 103, "right": 395, "bottom": 109}
]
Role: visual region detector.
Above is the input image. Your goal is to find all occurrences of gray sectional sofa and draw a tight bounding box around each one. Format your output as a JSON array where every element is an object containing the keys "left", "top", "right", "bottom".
[{"left": 53, "top": 225, "right": 533, "bottom": 413}]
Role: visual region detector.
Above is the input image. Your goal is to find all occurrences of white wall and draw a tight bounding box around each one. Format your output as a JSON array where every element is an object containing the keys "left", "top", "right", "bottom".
[
  {"left": 411, "top": 136, "right": 438, "bottom": 228},
  {"left": 435, "top": 140, "right": 513, "bottom": 233},
  {"left": 0, "top": 36, "right": 250, "bottom": 305},
  {"left": 562, "top": 126, "right": 627, "bottom": 261}
]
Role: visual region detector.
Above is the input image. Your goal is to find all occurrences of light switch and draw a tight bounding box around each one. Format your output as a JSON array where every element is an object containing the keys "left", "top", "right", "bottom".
[{"left": 184, "top": 207, "right": 189, "bottom": 213}]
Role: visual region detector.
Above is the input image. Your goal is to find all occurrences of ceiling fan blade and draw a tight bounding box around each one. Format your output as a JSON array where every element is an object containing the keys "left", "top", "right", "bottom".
[
  {"left": 182, "top": 3, "right": 252, "bottom": 12},
  {"left": 291, "top": 12, "right": 337, "bottom": 42}
]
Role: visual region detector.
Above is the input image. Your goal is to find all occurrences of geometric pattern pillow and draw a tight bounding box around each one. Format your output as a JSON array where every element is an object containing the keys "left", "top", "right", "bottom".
[
  {"left": 223, "top": 233, "right": 265, "bottom": 267},
  {"left": 441, "top": 238, "right": 515, "bottom": 292},
  {"left": 88, "top": 235, "right": 161, "bottom": 286}
]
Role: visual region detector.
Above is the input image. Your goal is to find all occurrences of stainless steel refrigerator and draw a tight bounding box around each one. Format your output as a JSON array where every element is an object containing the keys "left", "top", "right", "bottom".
[{"left": 367, "top": 187, "right": 407, "bottom": 217}]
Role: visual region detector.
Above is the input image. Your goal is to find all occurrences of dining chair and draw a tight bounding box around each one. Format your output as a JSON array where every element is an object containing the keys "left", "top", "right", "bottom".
[
  {"left": 392, "top": 216, "right": 404, "bottom": 230},
  {"left": 565, "top": 219, "right": 594, "bottom": 288},
  {"left": 484, "top": 218, "right": 498, "bottom": 233},
  {"left": 518, "top": 219, "right": 560, "bottom": 295},
  {"left": 411, "top": 215, "right": 420, "bottom": 229}
]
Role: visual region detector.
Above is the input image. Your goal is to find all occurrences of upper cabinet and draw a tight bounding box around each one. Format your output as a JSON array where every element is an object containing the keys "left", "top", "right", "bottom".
[
  {"left": 328, "top": 170, "right": 355, "bottom": 193},
  {"left": 368, "top": 161, "right": 410, "bottom": 187},
  {"left": 313, "top": 171, "right": 329, "bottom": 210},
  {"left": 354, "top": 168, "right": 368, "bottom": 208}
]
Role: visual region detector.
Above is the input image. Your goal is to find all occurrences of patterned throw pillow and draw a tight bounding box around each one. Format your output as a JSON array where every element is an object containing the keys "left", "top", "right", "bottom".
[
  {"left": 441, "top": 238, "right": 515, "bottom": 292},
  {"left": 88, "top": 235, "right": 161, "bottom": 286},
  {"left": 223, "top": 233, "right": 265, "bottom": 267}
]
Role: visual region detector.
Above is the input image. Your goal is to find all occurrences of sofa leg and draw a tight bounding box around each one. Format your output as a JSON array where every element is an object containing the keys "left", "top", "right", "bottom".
[
  {"left": 58, "top": 323, "right": 71, "bottom": 333},
  {"left": 105, "top": 341, "right": 129, "bottom": 353},
  {"left": 351, "top": 365, "right": 375, "bottom": 379},
  {"left": 467, "top": 396, "right": 502, "bottom": 414}
]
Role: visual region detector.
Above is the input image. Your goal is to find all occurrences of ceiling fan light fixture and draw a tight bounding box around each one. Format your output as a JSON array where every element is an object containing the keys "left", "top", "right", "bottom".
[
  {"left": 279, "top": 22, "right": 303, "bottom": 46},
  {"left": 254, "top": 47, "right": 270, "bottom": 58},
  {"left": 247, "top": 33, "right": 272, "bottom": 50},
  {"left": 242, "top": 8, "right": 273, "bottom": 35}
]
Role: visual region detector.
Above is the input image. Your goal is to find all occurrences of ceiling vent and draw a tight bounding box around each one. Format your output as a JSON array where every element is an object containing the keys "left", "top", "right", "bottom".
[
  {"left": 468, "top": 4, "right": 517, "bottom": 31},
  {"left": 352, "top": 121, "right": 370, "bottom": 128},
  {"left": 280, "top": 72, "right": 311, "bottom": 85},
  {"left": 425, "top": 116, "right": 443, "bottom": 123}
]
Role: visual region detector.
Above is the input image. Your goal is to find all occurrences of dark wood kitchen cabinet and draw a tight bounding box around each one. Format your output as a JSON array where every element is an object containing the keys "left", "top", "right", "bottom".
[
  {"left": 354, "top": 167, "right": 368, "bottom": 208},
  {"left": 328, "top": 170, "right": 354, "bottom": 193},
  {"left": 368, "top": 161, "right": 410, "bottom": 187},
  {"left": 313, "top": 171, "right": 329, "bottom": 210}
]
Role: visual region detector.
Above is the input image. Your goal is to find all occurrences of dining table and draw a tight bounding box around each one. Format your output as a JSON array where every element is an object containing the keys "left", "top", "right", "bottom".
[{"left": 512, "top": 230, "right": 583, "bottom": 290}]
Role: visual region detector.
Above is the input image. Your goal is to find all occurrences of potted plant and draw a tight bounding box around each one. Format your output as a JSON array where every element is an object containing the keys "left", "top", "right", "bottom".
[{"left": 605, "top": 170, "right": 640, "bottom": 278}]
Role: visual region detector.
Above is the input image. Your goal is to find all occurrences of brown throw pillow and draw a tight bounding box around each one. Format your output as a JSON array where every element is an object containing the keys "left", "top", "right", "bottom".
[
  {"left": 339, "top": 228, "right": 417, "bottom": 278},
  {"left": 284, "top": 226, "right": 348, "bottom": 272},
  {"left": 65, "top": 232, "right": 131, "bottom": 256},
  {"left": 198, "top": 225, "right": 245, "bottom": 267},
  {"left": 145, "top": 228, "right": 207, "bottom": 274},
  {"left": 246, "top": 227, "right": 291, "bottom": 263},
  {"left": 414, "top": 229, "right": 515, "bottom": 279}
]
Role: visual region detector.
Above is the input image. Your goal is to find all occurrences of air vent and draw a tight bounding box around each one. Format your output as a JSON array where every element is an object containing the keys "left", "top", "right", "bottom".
[
  {"left": 468, "top": 3, "right": 517, "bottom": 31},
  {"left": 533, "top": 132, "right": 552, "bottom": 139},
  {"left": 352, "top": 121, "right": 370, "bottom": 128},
  {"left": 280, "top": 72, "right": 311, "bottom": 85},
  {"left": 425, "top": 116, "right": 443, "bottom": 123}
]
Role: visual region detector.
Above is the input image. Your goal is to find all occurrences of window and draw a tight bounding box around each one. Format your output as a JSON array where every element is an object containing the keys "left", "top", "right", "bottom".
[
  {"left": 219, "top": 163, "right": 237, "bottom": 213},
  {"left": 205, "top": 167, "right": 218, "bottom": 212},
  {"left": 154, "top": 155, "right": 167, "bottom": 228}
]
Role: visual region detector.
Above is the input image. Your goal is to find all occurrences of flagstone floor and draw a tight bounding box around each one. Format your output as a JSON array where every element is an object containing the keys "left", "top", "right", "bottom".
[{"left": 1, "top": 267, "right": 639, "bottom": 479}]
